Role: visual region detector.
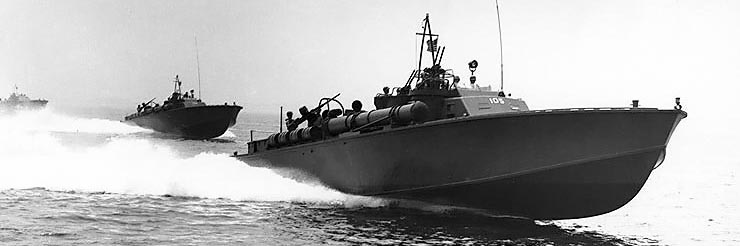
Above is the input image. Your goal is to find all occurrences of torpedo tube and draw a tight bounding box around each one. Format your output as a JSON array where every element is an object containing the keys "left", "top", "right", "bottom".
[
  {"left": 326, "top": 101, "right": 429, "bottom": 135},
  {"left": 266, "top": 101, "right": 429, "bottom": 148},
  {"left": 267, "top": 126, "right": 322, "bottom": 147}
]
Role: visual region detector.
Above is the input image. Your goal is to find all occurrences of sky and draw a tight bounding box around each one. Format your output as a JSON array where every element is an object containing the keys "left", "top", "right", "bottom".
[{"left": 1, "top": 0, "right": 739, "bottom": 123}]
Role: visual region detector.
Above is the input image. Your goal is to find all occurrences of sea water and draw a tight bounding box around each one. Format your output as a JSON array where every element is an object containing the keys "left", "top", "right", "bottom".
[{"left": 0, "top": 108, "right": 737, "bottom": 245}]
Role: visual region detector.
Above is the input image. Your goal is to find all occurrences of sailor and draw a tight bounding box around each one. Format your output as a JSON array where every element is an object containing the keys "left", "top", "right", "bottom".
[
  {"left": 190, "top": 90, "right": 195, "bottom": 98},
  {"left": 328, "top": 109, "right": 343, "bottom": 118},
  {"left": 300, "top": 107, "right": 322, "bottom": 127},
  {"left": 184, "top": 92, "right": 190, "bottom": 98},
  {"left": 470, "top": 76, "right": 479, "bottom": 90},
  {"left": 298, "top": 106, "right": 310, "bottom": 118},
  {"left": 285, "top": 111, "right": 297, "bottom": 131},
  {"left": 307, "top": 112, "right": 322, "bottom": 127},
  {"left": 351, "top": 100, "right": 364, "bottom": 113},
  {"left": 377, "top": 86, "right": 391, "bottom": 96},
  {"left": 452, "top": 76, "right": 460, "bottom": 89}
]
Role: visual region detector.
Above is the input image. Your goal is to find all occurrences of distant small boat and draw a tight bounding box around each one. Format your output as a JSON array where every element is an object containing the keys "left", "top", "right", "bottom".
[
  {"left": 0, "top": 85, "right": 48, "bottom": 112},
  {"left": 123, "top": 75, "right": 242, "bottom": 139}
]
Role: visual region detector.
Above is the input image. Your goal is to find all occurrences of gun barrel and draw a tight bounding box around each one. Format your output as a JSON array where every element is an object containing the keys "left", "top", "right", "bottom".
[
  {"left": 288, "top": 93, "right": 341, "bottom": 130},
  {"left": 312, "top": 93, "right": 341, "bottom": 112}
]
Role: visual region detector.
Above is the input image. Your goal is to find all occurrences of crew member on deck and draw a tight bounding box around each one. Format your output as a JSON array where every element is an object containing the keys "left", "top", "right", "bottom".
[
  {"left": 299, "top": 106, "right": 322, "bottom": 127},
  {"left": 470, "top": 75, "right": 479, "bottom": 90},
  {"left": 285, "top": 111, "right": 297, "bottom": 131},
  {"left": 377, "top": 86, "right": 390, "bottom": 96},
  {"left": 352, "top": 100, "right": 364, "bottom": 113}
]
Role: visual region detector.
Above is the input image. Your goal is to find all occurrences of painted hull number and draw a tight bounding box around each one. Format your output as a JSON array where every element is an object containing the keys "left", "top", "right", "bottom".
[{"left": 489, "top": 98, "right": 505, "bottom": 104}]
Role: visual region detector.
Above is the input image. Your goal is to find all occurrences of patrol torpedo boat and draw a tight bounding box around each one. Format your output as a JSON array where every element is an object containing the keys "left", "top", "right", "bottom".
[
  {"left": 0, "top": 85, "right": 48, "bottom": 112},
  {"left": 124, "top": 75, "right": 242, "bottom": 140},
  {"left": 233, "top": 14, "right": 686, "bottom": 220}
]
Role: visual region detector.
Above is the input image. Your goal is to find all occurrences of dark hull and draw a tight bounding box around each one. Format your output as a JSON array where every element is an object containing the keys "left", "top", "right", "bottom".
[
  {"left": 0, "top": 100, "right": 48, "bottom": 111},
  {"left": 126, "top": 105, "right": 241, "bottom": 139},
  {"left": 236, "top": 109, "right": 685, "bottom": 220}
]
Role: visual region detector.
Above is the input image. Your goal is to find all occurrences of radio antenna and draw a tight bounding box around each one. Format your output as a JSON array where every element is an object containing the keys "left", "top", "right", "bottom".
[
  {"left": 495, "top": 0, "right": 504, "bottom": 91},
  {"left": 194, "top": 36, "right": 202, "bottom": 99}
]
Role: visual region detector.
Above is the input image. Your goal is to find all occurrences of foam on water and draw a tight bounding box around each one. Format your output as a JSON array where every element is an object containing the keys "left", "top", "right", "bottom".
[
  {"left": 218, "top": 130, "right": 237, "bottom": 139},
  {"left": 0, "top": 109, "right": 378, "bottom": 205},
  {"left": 1, "top": 108, "right": 147, "bottom": 134}
]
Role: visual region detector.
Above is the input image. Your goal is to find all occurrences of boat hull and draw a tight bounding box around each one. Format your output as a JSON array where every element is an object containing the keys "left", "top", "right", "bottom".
[
  {"left": 126, "top": 105, "right": 242, "bottom": 139},
  {"left": 236, "top": 109, "right": 685, "bottom": 220},
  {"left": 0, "top": 100, "right": 48, "bottom": 112}
]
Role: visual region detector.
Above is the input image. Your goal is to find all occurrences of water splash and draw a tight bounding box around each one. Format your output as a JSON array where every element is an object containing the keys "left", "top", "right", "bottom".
[
  {"left": 218, "top": 130, "right": 237, "bottom": 138},
  {"left": 0, "top": 108, "right": 147, "bottom": 134},
  {"left": 0, "top": 109, "right": 382, "bottom": 205}
]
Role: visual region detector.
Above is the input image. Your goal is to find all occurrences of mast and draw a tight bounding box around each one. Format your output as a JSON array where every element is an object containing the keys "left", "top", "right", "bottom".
[
  {"left": 426, "top": 15, "right": 437, "bottom": 65},
  {"left": 415, "top": 14, "right": 441, "bottom": 83},
  {"left": 416, "top": 14, "right": 429, "bottom": 83},
  {"left": 280, "top": 106, "right": 283, "bottom": 133},
  {"left": 194, "top": 36, "right": 202, "bottom": 99},
  {"left": 495, "top": 0, "right": 504, "bottom": 91}
]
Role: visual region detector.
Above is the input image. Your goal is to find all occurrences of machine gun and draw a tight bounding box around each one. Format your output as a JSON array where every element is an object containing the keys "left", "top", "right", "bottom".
[
  {"left": 144, "top": 97, "right": 156, "bottom": 106},
  {"left": 138, "top": 97, "right": 156, "bottom": 113},
  {"left": 288, "top": 93, "right": 340, "bottom": 130}
]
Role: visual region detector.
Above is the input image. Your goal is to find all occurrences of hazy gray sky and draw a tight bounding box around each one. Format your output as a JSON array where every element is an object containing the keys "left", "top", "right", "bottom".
[{"left": 1, "top": 0, "right": 738, "bottom": 122}]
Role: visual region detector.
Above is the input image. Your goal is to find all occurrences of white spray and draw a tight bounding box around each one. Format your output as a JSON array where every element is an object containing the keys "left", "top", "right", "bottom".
[{"left": 0, "top": 109, "right": 385, "bottom": 206}]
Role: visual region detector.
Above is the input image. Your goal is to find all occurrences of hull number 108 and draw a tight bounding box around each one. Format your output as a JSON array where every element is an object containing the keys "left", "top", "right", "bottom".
[{"left": 489, "top": 98, "right": 505, "bottom": 104}]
